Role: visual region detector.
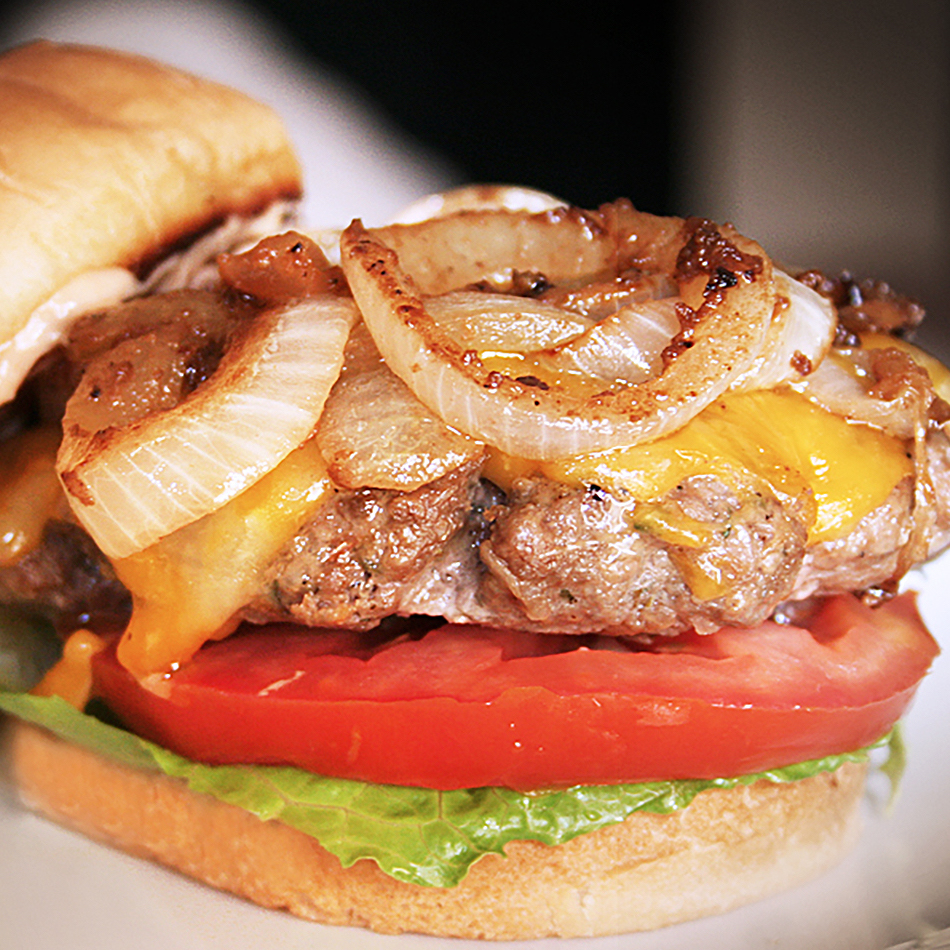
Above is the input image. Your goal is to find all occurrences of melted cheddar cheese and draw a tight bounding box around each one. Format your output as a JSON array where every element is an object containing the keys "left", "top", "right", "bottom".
[
  {"left": 0, "top": 427, "right": 67, "bottom": 565},
  {"left": 484, "top": 388, "right": 913, "bottom": 545},
  {"left": 113, "top": 438, "right": 332, "bottom": 681},
  {"left": 31, "top": 629, "right": 106, "bottom": 709}
]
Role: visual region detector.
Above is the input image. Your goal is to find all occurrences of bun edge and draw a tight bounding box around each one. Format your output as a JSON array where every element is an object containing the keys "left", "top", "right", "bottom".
[{"left": 8, "top": 718, "right": 866, "bottom": 939}]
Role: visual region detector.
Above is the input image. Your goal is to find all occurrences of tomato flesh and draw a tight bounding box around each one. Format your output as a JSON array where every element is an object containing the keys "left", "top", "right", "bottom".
[{"left": 92, "top": 593, "right": 938, "bottom": 790}]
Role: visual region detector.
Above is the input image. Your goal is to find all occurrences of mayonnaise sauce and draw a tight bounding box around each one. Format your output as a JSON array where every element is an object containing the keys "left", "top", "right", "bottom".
[{"left": 0, "top": 267, "right": 141, "bottom": 405}]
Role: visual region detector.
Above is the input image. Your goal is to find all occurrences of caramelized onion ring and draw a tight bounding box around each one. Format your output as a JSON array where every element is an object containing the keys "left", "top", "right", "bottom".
[
  {"left": 58, "top": 296, "right": 358, "bottom": 558},
  {"left": 371, "top": 204, "right": 633, "bottom": 297},
  {"left": 341, "top": 205, "right": 776, "bottom": 459}
]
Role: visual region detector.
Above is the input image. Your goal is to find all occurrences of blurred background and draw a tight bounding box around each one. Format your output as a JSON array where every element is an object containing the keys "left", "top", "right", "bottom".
[{"left": 1, "top": 0, "right": 947, "bottom": 356}]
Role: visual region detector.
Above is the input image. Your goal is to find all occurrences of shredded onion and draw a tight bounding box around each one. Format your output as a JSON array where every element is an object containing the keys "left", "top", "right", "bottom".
[
  {"left": 340, "top": 206, "right": 777, "bottom": 460},
  {"left": 57, "top": 296, "right": 357, "bottom": 558}
]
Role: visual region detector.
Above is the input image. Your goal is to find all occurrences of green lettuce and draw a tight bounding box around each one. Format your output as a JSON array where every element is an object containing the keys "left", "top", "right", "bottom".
[{"left": 0, "top": 691, "right": 892, "bottom": 888}]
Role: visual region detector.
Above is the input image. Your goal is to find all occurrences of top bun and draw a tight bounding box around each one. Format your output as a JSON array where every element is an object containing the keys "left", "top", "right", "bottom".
[{"left": 0, "top": 40, "right": 302, "bottom": 347}]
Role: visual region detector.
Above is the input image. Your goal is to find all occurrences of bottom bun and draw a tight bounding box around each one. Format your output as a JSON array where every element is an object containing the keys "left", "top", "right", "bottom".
[{"left": 10, "top": 720, "right": 866, "bottom": 940}]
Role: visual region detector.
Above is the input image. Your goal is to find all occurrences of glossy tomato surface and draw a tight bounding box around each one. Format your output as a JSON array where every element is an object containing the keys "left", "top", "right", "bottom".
[{"left": 92, "top": 593, "right": 938, "bottom": 790}]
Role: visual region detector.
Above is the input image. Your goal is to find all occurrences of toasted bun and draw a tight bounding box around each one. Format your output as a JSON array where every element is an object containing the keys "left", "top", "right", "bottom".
[
  {"left": 0, "top": 40, "right": 301, "bottom": 347},
  {"left": 10, "top": 719, "right": 866, "bottom": 940}
]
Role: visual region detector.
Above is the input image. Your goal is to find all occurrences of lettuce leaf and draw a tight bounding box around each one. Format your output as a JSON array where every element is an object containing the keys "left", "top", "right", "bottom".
[{"left": 0, "top": 691, "right": 890, "bottom": 888}]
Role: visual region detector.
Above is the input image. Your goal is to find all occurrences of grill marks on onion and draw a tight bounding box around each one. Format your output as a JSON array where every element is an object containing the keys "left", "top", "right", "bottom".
[{"left": 340, "top": 203, "right": 783, "bottom": 460}]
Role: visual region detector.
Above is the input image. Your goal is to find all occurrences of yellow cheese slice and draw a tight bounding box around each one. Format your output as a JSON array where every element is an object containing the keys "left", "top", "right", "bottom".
[
  {"left": 484, "top": 388, "right": 912, "bottom": 545},
  {"left": 113, "top": 437, "right": 331, "bottom": 680}
]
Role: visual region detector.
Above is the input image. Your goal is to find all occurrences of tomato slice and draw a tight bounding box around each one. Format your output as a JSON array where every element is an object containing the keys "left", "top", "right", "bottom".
[{"left": 91, "top": 593, "right": 938, "bottom": 790}]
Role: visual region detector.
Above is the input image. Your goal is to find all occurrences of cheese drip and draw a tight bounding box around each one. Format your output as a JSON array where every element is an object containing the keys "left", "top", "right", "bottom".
[
  {"left": 113, "top": 438, "right": 331, "bottom": 681},
  {"left": 484, "top": 388, "right": 913, "bottom": 545},
  {"left": 0, "top": 427, "right": 67, "bottom": 564}
]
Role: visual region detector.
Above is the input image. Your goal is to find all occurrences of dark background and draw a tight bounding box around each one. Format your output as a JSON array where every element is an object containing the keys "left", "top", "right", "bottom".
[
  {"left": 235, "top": 2, "right": 682, "bottom": 215},
  {"left": 235, "top": 1, "right": 950, "bottom": 359}
]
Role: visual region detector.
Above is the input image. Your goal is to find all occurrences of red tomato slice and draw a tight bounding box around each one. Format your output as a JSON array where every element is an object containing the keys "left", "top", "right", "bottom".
[{"left": 91, "top": 593, "right": 938, "bottom": 790}]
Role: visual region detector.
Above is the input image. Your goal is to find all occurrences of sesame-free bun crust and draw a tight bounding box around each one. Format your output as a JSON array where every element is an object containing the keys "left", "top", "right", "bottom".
[
  {"left": 0, "top": 41, "right": 301, "bottom": 345},
  {"left": 10, "top": 720, "right": 866, "bottom": 940}
]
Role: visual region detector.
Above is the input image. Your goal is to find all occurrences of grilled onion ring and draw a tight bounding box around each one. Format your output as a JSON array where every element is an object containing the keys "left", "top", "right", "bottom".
[
  {"left": 58, "top": 296, "right": 357, "bottom": 558},
  {"left": 341, "top": 204, "right": 776, "bottom": 459}
]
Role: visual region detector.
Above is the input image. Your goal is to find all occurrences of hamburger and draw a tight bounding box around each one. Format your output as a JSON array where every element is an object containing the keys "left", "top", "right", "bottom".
[{"left": 0, "top": 40, "right": 945, "bottom": 940}]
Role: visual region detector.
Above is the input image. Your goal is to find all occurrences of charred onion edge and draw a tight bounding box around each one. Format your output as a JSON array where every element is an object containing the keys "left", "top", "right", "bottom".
[
  {"left": 340, "top": 209, "right": 777, "bottom": 460},
  {"left": 56, "top": 296, "right": 358, "bottom": 559}
]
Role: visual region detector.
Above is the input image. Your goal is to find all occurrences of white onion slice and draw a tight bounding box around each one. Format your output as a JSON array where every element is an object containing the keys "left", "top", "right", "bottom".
[
  {"left": 729, "top": 271, "right": 836, "bottom": 392},
  {"left": 793, "top": 348, "right": 926, "bottom": 440},
  {"left": 540, "top": 272, "right": 679, "bottom": 320},
  {"left": 317, "top": 322, "right": 483, "bottom": 490},
  {"left": 57, "top": 296, "right": 358, "bottom": 558},
  {"left": 547, "top": 298, "right": 681, "bottom": 383},
  {"left": 340, "top": 210, "right": 776, "bottom": 460},
  {"left": 426, "top": 291, "right": 594, "bottom": 352}
]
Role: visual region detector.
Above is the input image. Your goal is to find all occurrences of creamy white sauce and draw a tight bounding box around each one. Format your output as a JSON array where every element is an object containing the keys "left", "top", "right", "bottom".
[
  {"left": 0, "top": 268, "right": 142, "bottom": 405},
  {"left": 0, "top": 201, "right": 299, "bottom": 406}
]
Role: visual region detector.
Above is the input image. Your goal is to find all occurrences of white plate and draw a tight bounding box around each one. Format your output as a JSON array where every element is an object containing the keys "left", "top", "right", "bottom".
[{"left": 1, "top": 551, "right": 948, "bottom": 950}]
